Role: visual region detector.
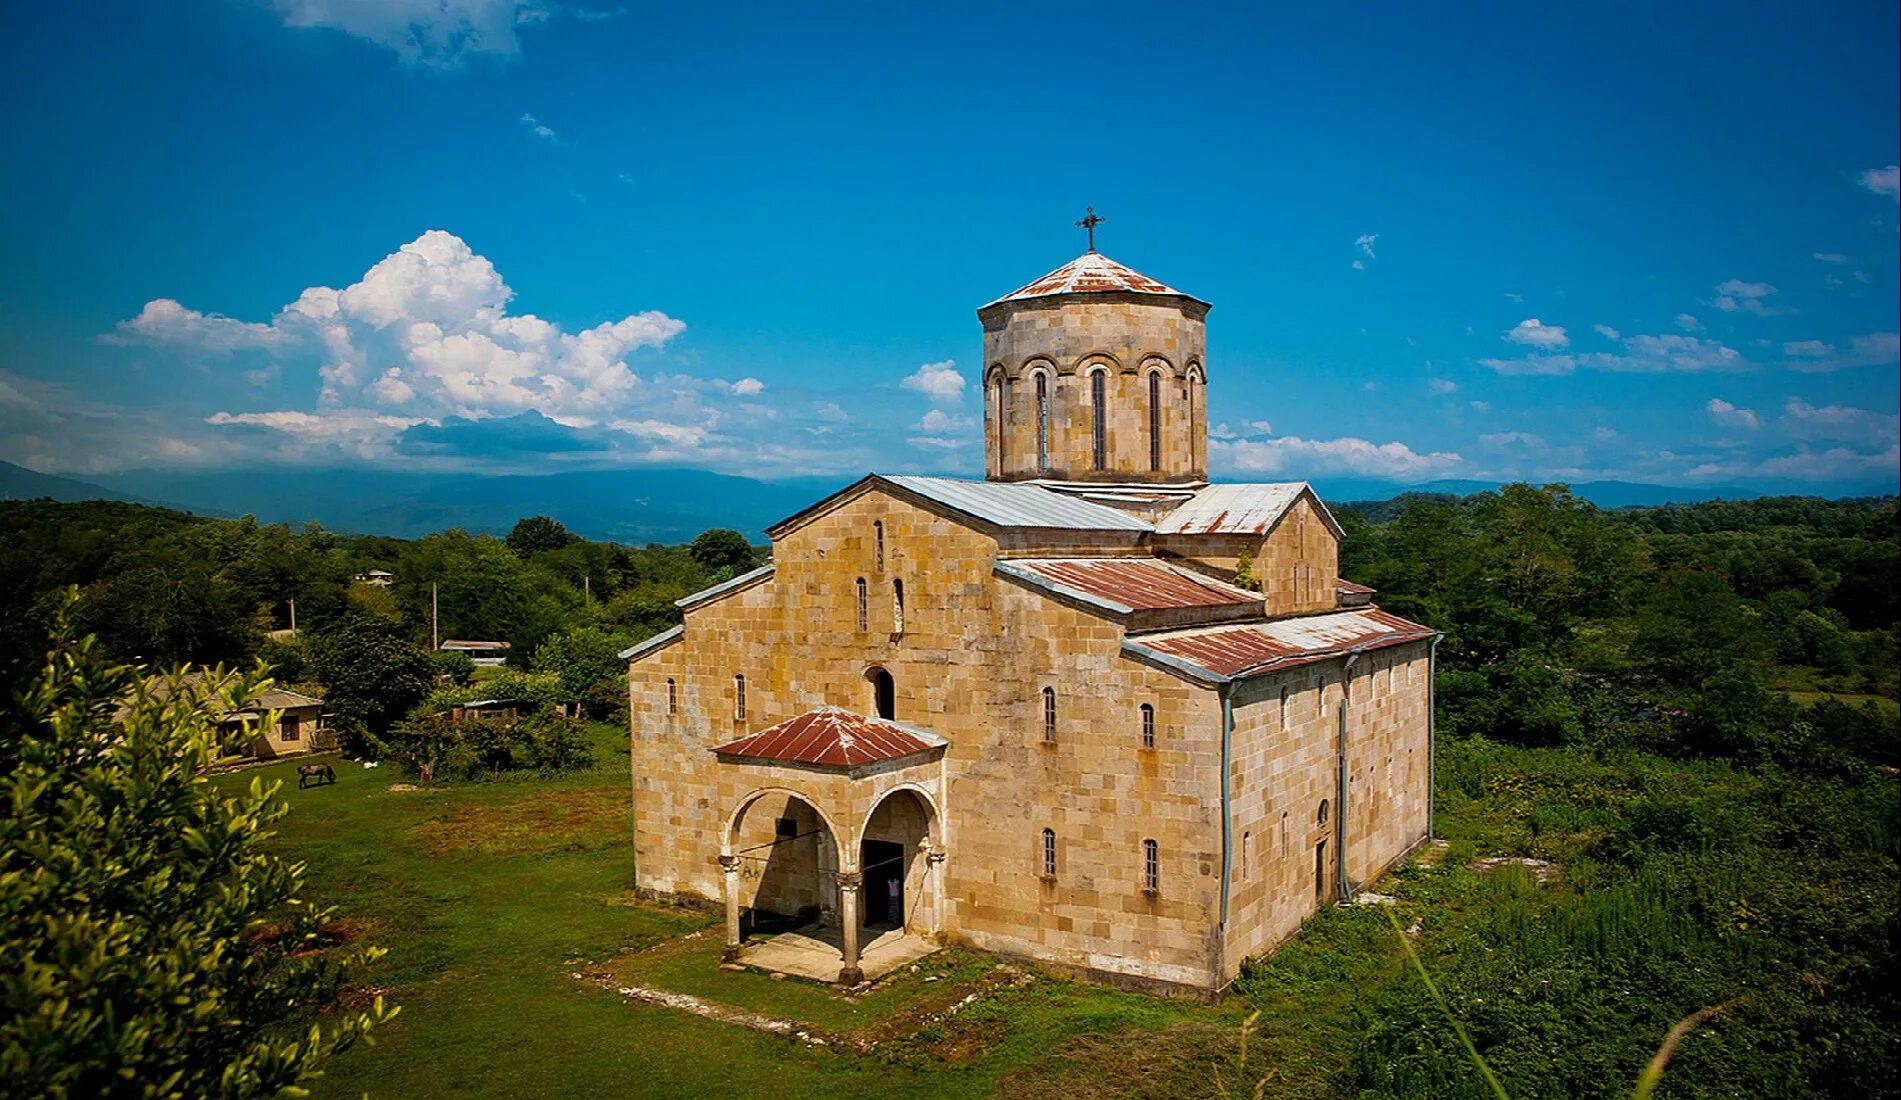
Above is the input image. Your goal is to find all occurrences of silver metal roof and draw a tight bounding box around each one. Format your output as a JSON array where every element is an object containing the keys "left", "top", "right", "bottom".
[
  {"left": 675, "top": 564, "right": 775, "bottom": 611},
  {"left": 619, "top": 624, "right": 684, "bottom": 661},
  {"left": 1154, "top": 482, "right": 1343, "bottom": 537},
  {"left": 884, "top": 476, "right": 1153, "bottom": 531}
]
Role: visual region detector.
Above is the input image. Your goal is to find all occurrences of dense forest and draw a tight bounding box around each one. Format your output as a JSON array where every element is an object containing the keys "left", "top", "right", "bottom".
[{"left": 1, "top": 486, "right": 1896, "bottom": 1093}]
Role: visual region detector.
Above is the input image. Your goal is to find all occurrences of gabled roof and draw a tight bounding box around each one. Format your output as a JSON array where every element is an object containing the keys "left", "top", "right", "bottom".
[
  {"left": 983, "top": 252, "right": 1205, "bottom": 308},
  {"left": 1123, "top": 607, "right": 1437, "bottom": 684},
  {"left": 768, "top": 474, "right": 1152, "bottom": 539},
  {"left": 1154, "top": 482, "right": 1344, "bottom": 538},
  {"left": 620, "top": 624, "right": 684, "bottom": 661},
  {"left": 886, "top": 476, "right": 1153, "bottom": 531},
  {"left": 676, "top": 564, "right": 775, "bottom": 611},
  {"left": 998, "top": 558, "right": 1260, "bottom": 614},
  {"left": 712, "top": 706, "right": 947, "bottom": 770}
]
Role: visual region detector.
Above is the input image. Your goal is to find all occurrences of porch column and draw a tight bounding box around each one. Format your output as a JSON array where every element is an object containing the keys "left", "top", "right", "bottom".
[
  {"left": 835, "top": 870, "right": 864, "bottom": 985},
  {"left": 719, "top": 854, "right": 742, "bottom": 963},
  {"left": 925, "top": 844, "right": 948, "bottom": 940}
]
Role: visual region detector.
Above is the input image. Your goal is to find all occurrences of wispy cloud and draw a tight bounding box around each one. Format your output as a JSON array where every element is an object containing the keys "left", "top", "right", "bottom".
[
  {"left": 1212, "top": 433, "right": 1463, "bottom": 480},
  {"left": 1705, "top": 398, "right": 1759, "bottom": 430},
  {"left": 1711, "top": 279, "right": 1784, "bottom": 316},
  {"left": 1351, "top": 233, "right": 1377, "bottom": 270},
  {"left": 1856, "top": 164, "right": 1900, "bottom": 202},
  {"left": 1781, "top": 332, "right": 1901, "bottom": 373},
  {"left": 1481, "top": 331, "right": 1749, "bottom": 376},
  {"left": 519, "top": 112, "right": 560, "bottom": 143},
  {"left": 264, "top": 1, "right": 625, "bottom": 69}
]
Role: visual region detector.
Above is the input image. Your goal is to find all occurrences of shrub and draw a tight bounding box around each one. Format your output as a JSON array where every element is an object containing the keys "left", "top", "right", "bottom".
[
  {"left": 0, "top": 605, "right": 393, "bottom": 1096},
  {"left": 375, "top": 709, "right": 593, "bottom": 781}
]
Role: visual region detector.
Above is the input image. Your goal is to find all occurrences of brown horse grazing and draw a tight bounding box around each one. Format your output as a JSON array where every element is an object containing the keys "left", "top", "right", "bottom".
[{"left": 297, "top": 762, "right": 336, "bottom": 788}]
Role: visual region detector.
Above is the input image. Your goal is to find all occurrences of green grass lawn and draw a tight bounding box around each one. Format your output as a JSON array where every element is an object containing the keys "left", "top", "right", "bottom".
[
  {"left": 221, "top": 727, "right": 1270, "bottom": 1099},
  {"left": 221, "top": 728, "right": 1887, "bottom": 1097}
]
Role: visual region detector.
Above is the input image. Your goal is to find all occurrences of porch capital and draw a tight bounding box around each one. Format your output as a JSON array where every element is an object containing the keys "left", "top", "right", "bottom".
[
  {"left": 718, "top": 853, "right": 741, "bottom": 873},
  {"left": 835, "top": 870, "right": 863, "bottom": 891}
]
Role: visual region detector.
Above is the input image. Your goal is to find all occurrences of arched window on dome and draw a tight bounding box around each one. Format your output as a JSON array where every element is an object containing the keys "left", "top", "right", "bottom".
[
  {"left": 988, "top": 368, "right": 1006, "bottom": 475},
  {"left": 1034, "top": 372, "right": 1051, "bottom": 474},
  {"left": 1090, "top": 369, "right": 1107, "bottom": 471},
  {"left": 1148, "top": 371, "right": 1162, "bottom": 472}
]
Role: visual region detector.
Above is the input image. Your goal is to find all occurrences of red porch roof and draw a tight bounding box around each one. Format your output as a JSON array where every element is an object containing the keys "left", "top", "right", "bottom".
[{"left": 712, "top": 707, "right": 946, "bottom": 769}]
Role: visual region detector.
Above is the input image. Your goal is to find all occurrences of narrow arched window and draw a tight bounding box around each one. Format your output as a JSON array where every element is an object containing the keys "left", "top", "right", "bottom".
[
  {"left": 1091, "top": 370, "right": 1107, "bottom": 471},
  {"left": 666, "top": 678, "right": 677, "bottom": 715},
  {"left": 1281, "top": 811, "right": 1290, "bottom": 857},
  {"left": 1148, "top": 372, "right": 1162, "bottom": 471},
  {"left": 869, "top": 666, "right": 894, "bottom": 720},
  {"left": 1241, "top": 830, "right": 1251, "bottom": 879},
  {"left": 992, "top": 373, "right": 1008, "bottom": 473},
  {"left": 855, "top": 577, "right": 868, "bottom": 630},
  {"left": 1279, "top": 686, "right": 1290, "bottom": 730},
  {"left": 1318, "top": 799, "right": 1330, "bottom": 826},
  {"left": 1139, "top": 703, "right": 1155, "bottom": 749},
  {"left": 733, "top": 674, "right": 746, "bottom": 722},
  {"left": 1142, "top": 838, "right": 1159, "bottom": 893},
  {"left": 1042, "top": 828, "right": 1057, "bottom": 877},
  {"left": 892, "top": 579, "right": 905, "bottom": 635},
  {"left": 1034, "top": 373, "right": 1050, "bottom": 473},
  {"left": 873, "top": 520, "right": 885, "bottom": 572},
  {"left": 1042, "top": 687, "right": 1056, "bottom": 742}
]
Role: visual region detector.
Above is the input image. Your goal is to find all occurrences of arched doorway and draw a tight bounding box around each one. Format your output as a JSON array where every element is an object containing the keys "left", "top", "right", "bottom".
[
  {"left": 858, "top": 787, "right": 938, "bottom": 934},
  {"left": 726, "top": 790, "right": 839, "bottom": 940}
]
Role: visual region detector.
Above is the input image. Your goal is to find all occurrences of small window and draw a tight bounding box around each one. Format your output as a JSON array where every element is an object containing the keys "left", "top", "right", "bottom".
[
  {"left": 1042, "top": 687, "right": 1056, "bottom": 743},
  {"left": 1241, "top": 830, "right": 1251, "bottom": 879},
  {"left": 280, "top": 714, "right": 301, "bottom": 742},
  {"left": 666, "top": 678, "right": 678, "bottom": 715},
  {"left": 775, "top": 816, "right": 798, "bottom": 839},
  {"left": 1142, "top": 838, "right": 1159, "bottom": 893},
  {"left": 1281, "top": 811, "right": 1290, "bottom": 857},
  {"left": 892, "top": 579, "right": 906, "bottom": 635},
  {"left": 1139, "top": 703, "right": 1155, "bottom": 749},
  {"left": 1279, "top": 686, "right": 1289, "bottom": 730},
  {"left": 855, "top": 578, "right": 868, "bottom": 631},
  {"left": 734, "top": 674, "right": 747, "bottom": 722},
  {"left": 1041, "top": 828, "right": 1057, "bottom": 877},
  {"left": 1318, "top": 799, "right": 1330, "bottom": 826},
  {"left": 873, "top": 520, "right": 885, "bottom": 572}
]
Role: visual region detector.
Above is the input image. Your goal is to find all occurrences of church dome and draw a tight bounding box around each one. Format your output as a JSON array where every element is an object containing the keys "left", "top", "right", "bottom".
[{"left": 983, "top": 251, "right": 1207, "bottom": 309}]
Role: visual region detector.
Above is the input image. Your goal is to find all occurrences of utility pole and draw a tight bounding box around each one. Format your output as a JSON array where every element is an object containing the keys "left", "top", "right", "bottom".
[
  {"left": 431, "top": 582, "right": 439, "bottom": 651},
  {"left": 584, "top": 575, "right": 591, "bottom": 603},
  {"left": 288, "top": 598, "right": 297, "bottom": 634}
]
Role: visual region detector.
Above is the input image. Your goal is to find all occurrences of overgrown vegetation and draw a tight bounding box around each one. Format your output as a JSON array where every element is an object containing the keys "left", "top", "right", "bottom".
[{"left": 0, "top": 605, "right": 393, "bottom": 1097}]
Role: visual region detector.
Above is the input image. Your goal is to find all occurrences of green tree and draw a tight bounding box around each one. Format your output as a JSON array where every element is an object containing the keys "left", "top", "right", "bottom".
[
  {"left": 505, "top": 515, "right": 576, "bottom": 558},
  {"left": 688, "top": 528, "right": 754, "bottom": 573},
  {"left": 0, "top": 607, "right": 393, "bottom": 1097},
  {"left": 531, "top": 626, "right": 627, "bottom": 701},
  {"left": 308, "top": 612, "right": 434, "bottom": 741}
]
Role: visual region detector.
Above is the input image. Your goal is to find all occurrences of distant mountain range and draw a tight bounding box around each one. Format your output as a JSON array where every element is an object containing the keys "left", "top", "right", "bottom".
[{"left": 2, "top": 459, "right": 1892, "bottom": 543}]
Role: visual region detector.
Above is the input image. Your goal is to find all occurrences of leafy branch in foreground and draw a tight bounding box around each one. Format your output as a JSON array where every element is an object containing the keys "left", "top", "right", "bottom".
[{"left": 0, "top": 595, "right": 395, "bottom": 1098}]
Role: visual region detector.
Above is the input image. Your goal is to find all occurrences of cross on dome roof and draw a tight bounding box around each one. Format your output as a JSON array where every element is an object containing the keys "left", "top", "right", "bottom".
[{"left": 983, "top": 251, "right": 1205, "bottom": 308}]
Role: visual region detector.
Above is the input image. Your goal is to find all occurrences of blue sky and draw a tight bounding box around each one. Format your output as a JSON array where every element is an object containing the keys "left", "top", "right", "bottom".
[{"left": 1, "top": 1, "right": 1896, "bottom": 492}]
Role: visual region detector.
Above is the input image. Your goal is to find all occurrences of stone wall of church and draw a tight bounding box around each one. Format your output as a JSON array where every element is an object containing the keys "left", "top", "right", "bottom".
[
  {"left": 981, "top": 295, "right": 1207, "bottom": 484},
  {"left": 1219, "top": 641, "right": 1432, "bottom": 978},
  {"left": 629, "top": 485, "right": 1233, "bottom": 990}
]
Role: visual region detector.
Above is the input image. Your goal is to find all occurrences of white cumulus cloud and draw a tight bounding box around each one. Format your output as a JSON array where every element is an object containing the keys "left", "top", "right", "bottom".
[
  {"left": 1213, "top": 434, "right": 1463, "bottom": 480},
  {"left": 900, "top": 359, "right": 965, "bottom": 403},
  {"left": 1505, "top": 319, "right": 1569, "bottom": 348},
  {"left": 729, "top": 377, "right": 764, "bottom": 396},
  {"left": 1712, "top": 279, "right": 1782, "bottom": 316},
  {"left": 1781, "top": 332, "right": 1900, "bottom": 373}
]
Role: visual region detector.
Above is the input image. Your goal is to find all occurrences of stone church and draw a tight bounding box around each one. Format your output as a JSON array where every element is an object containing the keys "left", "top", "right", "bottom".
[{"left": 624, "top": 244, "right": 1437, "bottom": 996}]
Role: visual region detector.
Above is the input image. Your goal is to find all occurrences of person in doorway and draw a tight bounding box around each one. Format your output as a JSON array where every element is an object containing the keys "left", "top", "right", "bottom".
[{"left": 886, "top": 874, "right": 902, "bottom": 929}]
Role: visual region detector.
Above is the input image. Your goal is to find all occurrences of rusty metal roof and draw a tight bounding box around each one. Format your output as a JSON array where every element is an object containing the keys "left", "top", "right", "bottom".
[
  {"left": 712, "top": 706, "right": 947, "bottom": 769},
  {"left": 1335, "top": 579, "right": 1376, "bottom": 595},
  {"left": 884, "top": 476, "right": 1153, "bottom": 531},
  {"left": 1001, "top": 558, "right": 1261, "bottom": 613},
  {"left": 1125, "top": 608, "right": 1437, "bottom": 682},
  {"left": 1154, "top": 482, "right": 1344, "bottom": 538},
  {"left": 984, "top": 252, "right": 1204, "bottom": 307}
]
